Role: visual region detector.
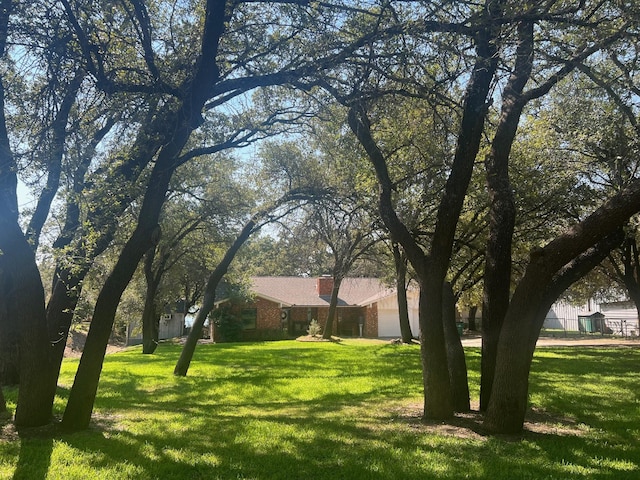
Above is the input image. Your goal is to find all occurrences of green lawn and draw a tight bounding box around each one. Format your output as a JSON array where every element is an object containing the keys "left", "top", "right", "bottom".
[{"left": 1, "top": 340, "right": 638, "bottom": 479}]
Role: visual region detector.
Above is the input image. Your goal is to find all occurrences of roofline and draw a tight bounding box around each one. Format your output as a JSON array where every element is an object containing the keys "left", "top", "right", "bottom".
[{"left": 214, "top": 293, "right": 293, "bottom": 308}]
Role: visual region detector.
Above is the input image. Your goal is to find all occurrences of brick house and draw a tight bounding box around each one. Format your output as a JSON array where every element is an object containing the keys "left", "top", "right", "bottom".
[{"left": 212, "top": 276, "right": 419, "bottom": 341}]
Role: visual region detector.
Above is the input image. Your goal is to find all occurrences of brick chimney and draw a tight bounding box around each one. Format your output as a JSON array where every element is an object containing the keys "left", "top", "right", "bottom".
[{"left": 317, "top": 275, "right": 334, "bottom": 296}]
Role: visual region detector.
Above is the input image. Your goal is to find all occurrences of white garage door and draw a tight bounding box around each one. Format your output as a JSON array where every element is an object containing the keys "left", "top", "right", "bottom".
[{"left": 378, "top": 309, "right": 401, "bottom": 337}]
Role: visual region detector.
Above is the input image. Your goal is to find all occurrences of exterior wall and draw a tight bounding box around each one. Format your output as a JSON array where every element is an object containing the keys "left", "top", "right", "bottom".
[
  {"left": 159, "top": 313, "right": 184, "bottom": 339},
  {"left": 600, "top": 301, "right": 640, "bottom": 336},
  {"left": 363, "top": 304, "right": 378, "bottom": 338},
  {"left": 306, "top": 306, "right": 366, "bottom": 337},
  {"left": 544, "top": 300, "right": 602, "bottom": 331}
]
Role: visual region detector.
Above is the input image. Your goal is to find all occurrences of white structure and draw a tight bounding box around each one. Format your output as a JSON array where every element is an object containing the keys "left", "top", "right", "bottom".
[
  {"left": 600, "top": 301, "right": 639, "bottom": 337},
  {"left": 126, "top": 311, "right": 186, "bottom": 346},
  {"left": 375, "top": 289, "right": 420, "bottom": 338},
  {"left": 544, "top": 299, "right": 639, "bottom": 337}
]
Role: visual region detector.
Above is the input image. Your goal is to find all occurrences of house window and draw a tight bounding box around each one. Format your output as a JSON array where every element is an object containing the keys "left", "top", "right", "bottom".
[{"left": 241, "top": 308, "right": 257, "bottom": 330}]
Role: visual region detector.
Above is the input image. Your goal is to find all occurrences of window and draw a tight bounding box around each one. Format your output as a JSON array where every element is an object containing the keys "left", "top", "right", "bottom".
[{"left": 240, "top": 308, "right": 257, "bottom": 330}]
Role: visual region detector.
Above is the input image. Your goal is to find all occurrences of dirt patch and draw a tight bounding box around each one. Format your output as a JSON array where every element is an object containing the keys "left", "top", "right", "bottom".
[
  {"left": 296, "top": 335, "right": 341, "bottom": 342},
  {"left": 64, "top": 329, "right": 126, "bottom": 358},
  {"left": 392, "top": 401, "right": 587, "bottom": 441}
]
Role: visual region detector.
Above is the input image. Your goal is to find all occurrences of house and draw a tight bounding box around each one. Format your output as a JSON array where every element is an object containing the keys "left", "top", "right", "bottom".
[{"left": 212, "top": 276, "right": 420, "bottom": 340}]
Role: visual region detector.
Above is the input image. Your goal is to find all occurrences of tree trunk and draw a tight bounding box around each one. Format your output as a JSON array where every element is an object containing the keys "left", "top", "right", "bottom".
[
  {"left": 174, "top": 218, "right": 257, "bottom": 376},
  {"left": 25, "top": 71, "right": 84, "bottom": 251},
  {"left": 467, "top": 305, "right": 478, "bottom": 331},
  {"left": 141, "top": 303, "right": 160, "bottom": 354},
  {"left": 345, "top": 4, "right": 498, "bottom": 422},
  {"left": 418, "top": 285, "right": 453, "bottom": 419},
  {"left": 322, "top": 276, "right": 343, "bottom": 340},
  {"left": 142, "top": 246, "right": 161, "bottom": 354},
  {"left": 481, "top": 21, "right": 533, "bottom": 411},
  {"left": 442, "top": 282, "right": 470, "bottom": 412},
  {"left": 0, "top": 10, "right": 57, "bottom": 424},
  {"left": 0, "top": 385, "right": 5, "bottom": 414},
  {"left": 393, "top": 243, "right": 413, "bottom": 343},
  {"left": 485, "top": 229, "right": 625, "bottom": 433},
  {"left": 60, "top": 120, "right": 190, "bottom": 431},
  {"left": 616, "top": 236, "right": 640, "bottom": 322}
]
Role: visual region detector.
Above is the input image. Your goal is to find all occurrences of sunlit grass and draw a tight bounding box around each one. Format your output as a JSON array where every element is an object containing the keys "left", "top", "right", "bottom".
[{"left": 1, "top": 341, "right": 638, "bottom": 479}]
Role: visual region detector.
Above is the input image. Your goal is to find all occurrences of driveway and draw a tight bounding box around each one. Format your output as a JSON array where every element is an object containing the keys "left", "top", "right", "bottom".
[{"left": 460, "top": 334, "right": 640, "bottom": 348}]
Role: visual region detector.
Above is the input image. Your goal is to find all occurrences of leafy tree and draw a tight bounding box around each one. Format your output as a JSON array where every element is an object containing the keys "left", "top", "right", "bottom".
[{"left": 140, "top": 153, "right": 251, "bottom": 353}]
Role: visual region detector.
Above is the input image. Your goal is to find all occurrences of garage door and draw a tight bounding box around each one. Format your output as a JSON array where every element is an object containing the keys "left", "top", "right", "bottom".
[{"left": 378, "top": 309, "right": 401, "bottom": 337}]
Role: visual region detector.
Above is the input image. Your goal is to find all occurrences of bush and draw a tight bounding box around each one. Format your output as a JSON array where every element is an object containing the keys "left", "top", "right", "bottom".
[
  {"left": 307, "top": 319, "right": 322, "bottom": 337},
  {"left": 212, "top": 308, "right": 243, "bottom": 343}
]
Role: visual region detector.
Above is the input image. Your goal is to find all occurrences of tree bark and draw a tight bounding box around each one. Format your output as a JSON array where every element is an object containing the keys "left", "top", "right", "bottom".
[
  {"left": 442, "top": 282, "right": 470, "bottom": 412},
  {"left": 393, "top": 243, "right": 413, "bottom": 343}
]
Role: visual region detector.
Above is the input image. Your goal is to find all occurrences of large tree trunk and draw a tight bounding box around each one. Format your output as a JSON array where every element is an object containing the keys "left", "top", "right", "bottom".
[
  {"left": 442, "top": 282, "right": 470, "bottom": 412},
  {"left": 418, "top": 278, "right": 453, "bottom": 419},
  {"left": 174, "top": 218, "right": 257, "bottom": 376},
  {"left": 393, "top": 243, "right": 413, "bottom": 343},
  {"left": 60, "top": 120, "right": 191, "bottom": 431},
  {"left": 1, "top": 222, "right": 55, "bottom": 427},
  {"left": 0, "top": 2, "right": 57, "bottom": 425},
  {"left": 481, "top": 21, "right": 533, "bottom": 411},
  {"left": 0, "top": 385, "right": 5, "bottom": 414},
  {"left": 322, "top": 275, "right": 343, "bottom": 340},
  {"left": 485, "top": 216, "right": 630, "bottom": 433}
]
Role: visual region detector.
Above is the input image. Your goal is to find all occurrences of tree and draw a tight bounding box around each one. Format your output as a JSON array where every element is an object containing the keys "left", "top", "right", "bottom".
[
  {"left": 140, "top": 154, "right": 251, "bottom": 353},
  {"left": 0, "top": 0, "right": 58, "bottom": 427},
  {"left": 392, "top": 242, "right": 414, "bottom": 343},
  {"left": 56, "top": 0, "right": 379, "bottom": 430},
  {"left": 174, "top": 187, "right": 322, "bottom": 376}
]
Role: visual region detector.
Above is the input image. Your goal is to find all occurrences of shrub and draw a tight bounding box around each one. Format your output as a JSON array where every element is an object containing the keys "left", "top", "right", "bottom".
[
  {"left": 212, "top": 308, "right": 243, "bottom": 342},
  {"left": 307, "top": 319, "right": 322, "bottom": 337}
]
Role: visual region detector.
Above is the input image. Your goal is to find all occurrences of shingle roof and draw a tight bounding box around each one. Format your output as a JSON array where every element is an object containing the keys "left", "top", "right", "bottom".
[{"left": 249, "top": 276, "right": 395, "bottom": 307}]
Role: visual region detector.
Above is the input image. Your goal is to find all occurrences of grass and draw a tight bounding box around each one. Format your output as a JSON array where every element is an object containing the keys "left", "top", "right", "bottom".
[{"left": 1, "top": 339, "right": 639, "bottom": 479}]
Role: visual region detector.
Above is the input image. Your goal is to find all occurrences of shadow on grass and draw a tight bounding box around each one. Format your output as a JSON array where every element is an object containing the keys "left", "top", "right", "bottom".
[
  {"left": 4, "top": 343, "right": 638, "bottom": 479},
  {"left": 45, "top": 400, "right": 639, "bottom": 480}
]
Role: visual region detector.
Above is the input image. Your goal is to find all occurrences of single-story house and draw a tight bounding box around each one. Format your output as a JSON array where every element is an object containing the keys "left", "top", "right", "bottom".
[{"left": 212, "top": 276, "right": 420, "bottom": 340}]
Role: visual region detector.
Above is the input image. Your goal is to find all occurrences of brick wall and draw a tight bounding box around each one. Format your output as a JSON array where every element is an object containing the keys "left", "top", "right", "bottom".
[{"left": 363, "top": 304, "right": 378, "bottom": 338}]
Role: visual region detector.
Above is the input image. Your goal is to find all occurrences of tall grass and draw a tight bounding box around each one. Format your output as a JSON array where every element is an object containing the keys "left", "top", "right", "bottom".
[{"left": 1, "top": 340, "right": 638, "bottom": 479}]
